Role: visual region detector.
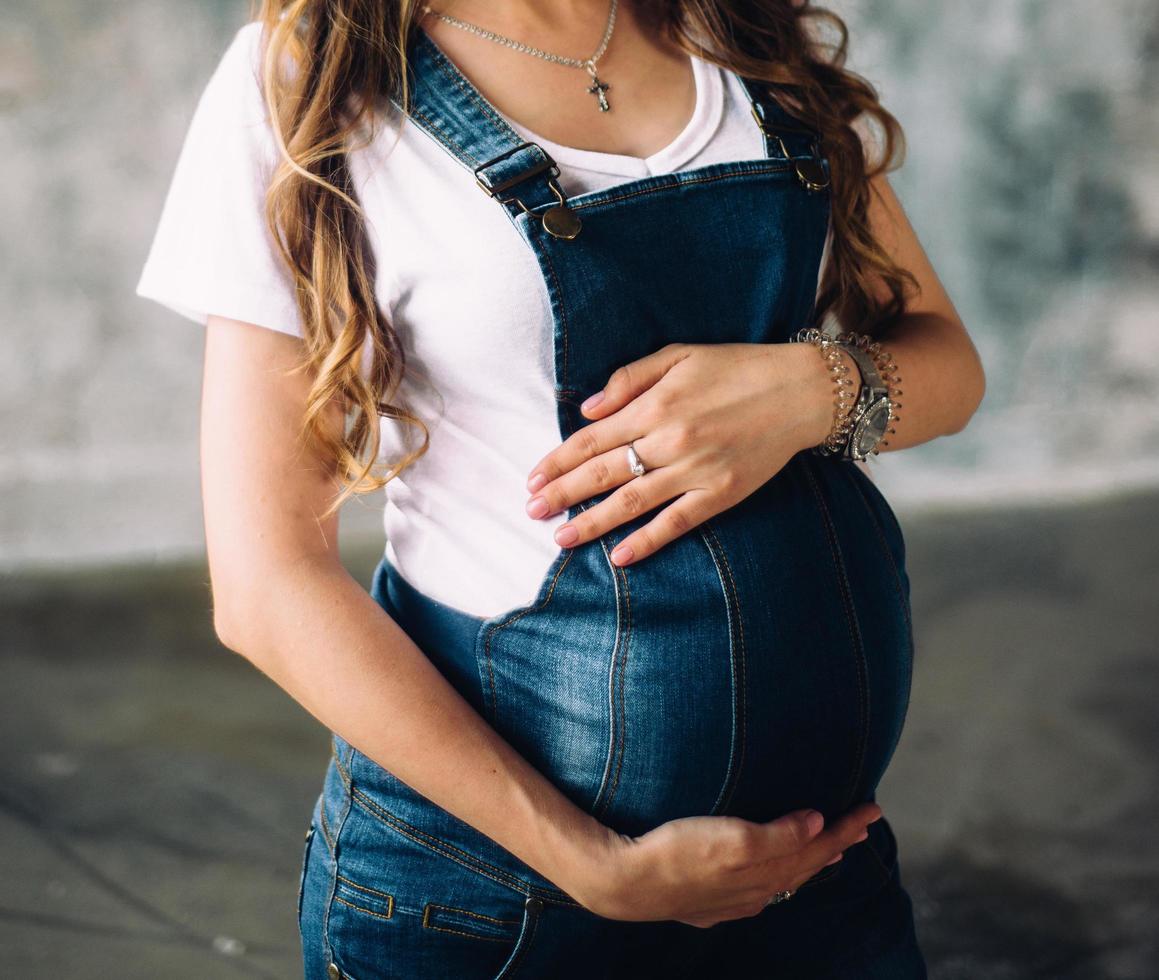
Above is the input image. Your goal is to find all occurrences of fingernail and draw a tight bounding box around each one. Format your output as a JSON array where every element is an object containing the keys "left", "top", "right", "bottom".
[
  {"left": 581, "top": 390, "right": 605, "bottom": 412},
  {"left": 805, "top": 810, "right": 823, "bottom": 835},
  {"left": 527, "top": 472, "right": 548, "bottom": 493},
  {"left": 610, "top": 543, "right": 633, "bottom": 565},
  {"left": 526, "top": 496, "right": 549, "bottom": 519},
  {"left": 554, "top": 524, "right": 578, "bottom": 547}
]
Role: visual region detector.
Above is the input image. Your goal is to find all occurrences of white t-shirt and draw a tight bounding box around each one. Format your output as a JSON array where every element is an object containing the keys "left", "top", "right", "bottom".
[{"left": 138, "top": 22, "right": 849, "bottom": 619}]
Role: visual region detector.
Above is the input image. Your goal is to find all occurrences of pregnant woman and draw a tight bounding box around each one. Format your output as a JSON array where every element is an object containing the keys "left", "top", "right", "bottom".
[{"left": 138, "top": 0, "right": 985, "bottom": 976}]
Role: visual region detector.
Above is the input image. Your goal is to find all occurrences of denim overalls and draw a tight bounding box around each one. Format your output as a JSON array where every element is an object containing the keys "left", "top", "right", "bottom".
[{"left": 299, "top": 25, "right": 927, "bottom": 980}]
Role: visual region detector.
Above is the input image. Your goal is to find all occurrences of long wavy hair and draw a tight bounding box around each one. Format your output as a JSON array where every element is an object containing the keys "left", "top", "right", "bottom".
[{"left": 257, "top": 0, "right": 915, "bottom": 517}]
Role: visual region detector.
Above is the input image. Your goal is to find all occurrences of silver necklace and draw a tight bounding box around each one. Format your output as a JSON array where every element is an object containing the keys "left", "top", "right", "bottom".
[{"left": 421, "top": 1, "right": 619, "bottom": 112}]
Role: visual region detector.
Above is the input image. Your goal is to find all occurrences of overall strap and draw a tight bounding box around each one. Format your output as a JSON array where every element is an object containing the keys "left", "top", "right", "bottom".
[
  {"left": 392, "top": 26, "right": 830, "bottom": 234},
  {"left": 731, "top": 73, "right": 831, "bottom": 192},
  {"left": 393, "top": 27, "right": 567, "bottom": 217}
]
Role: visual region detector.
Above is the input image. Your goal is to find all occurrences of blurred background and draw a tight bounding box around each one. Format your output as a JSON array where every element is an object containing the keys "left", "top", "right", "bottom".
[{"left": 1, "top": 0, "right": 1156, "bottom": 976}]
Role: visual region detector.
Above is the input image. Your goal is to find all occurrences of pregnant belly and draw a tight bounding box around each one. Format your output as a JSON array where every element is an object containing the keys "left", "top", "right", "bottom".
[{"left": 478, "top": 454, "right": 915, "bottom": 838}]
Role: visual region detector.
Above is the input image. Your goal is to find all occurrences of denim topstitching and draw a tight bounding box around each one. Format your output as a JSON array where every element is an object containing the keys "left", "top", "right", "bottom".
[
  {"left": 699, "top": 518, "right": 748, "bottom": 816},
  {"left": 801, "top": 456, "right": 871, "bottom": 814}
]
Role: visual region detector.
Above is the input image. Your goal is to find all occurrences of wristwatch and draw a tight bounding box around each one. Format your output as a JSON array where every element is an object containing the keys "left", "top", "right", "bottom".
[{"left": 835, "top": 343, "right": 893, "bottom": 461}]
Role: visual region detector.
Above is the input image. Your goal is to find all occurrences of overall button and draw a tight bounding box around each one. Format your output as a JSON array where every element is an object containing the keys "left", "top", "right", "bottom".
[
  {"left": 793, "top": 157, "right": 830, "bottom": 192},
  {"left": 542, "top": 205, "right": 582, "bottom": 240},
  {"left": 327, "top": 962, "right": 342, "bottom": 980}
]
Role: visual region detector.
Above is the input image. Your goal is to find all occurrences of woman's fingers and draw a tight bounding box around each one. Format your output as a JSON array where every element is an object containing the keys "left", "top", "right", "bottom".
[
  {"left": 591, "top": 804, "right": 884, "bottom": 925},
  {"left": 755, "top": 808, "right": 829, "bottom": 859},
  {"left": 604, "top": 489, "right": 720, "bottom": 566},
  {"left": 682, "top": 842, "right": 853, "bottom": 929},
  {"left": 787, "top": 804, "right": 881, "bottom": 878},
  {"left": 547, "top": 467, "right": 697, "bottom": 551},
  {"left": 527, "top": 435, "right": 656, "bottom": 521},
  {"left": 526, "top": 405, "right": 643, "bottom": 494},
  {"left": 578, "top": 342, "right": 692, "bottom": 419}
]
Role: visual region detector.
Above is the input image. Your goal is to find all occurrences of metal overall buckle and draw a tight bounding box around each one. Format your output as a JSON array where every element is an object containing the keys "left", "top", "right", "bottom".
[
  {"left": 749, "top": 102, "right": 830, "bottom": 193},
  {"left": 474, "top": 141, "right": 583, "bottom": 240}
]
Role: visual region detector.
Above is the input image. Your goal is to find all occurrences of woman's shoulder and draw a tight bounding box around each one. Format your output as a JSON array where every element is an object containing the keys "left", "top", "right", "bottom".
[
  {"left": 216, "top": 20, "right": 266, "bottom": 81},
  {"left": 195, "top": 21, "right": 269, "bottom": 126}
]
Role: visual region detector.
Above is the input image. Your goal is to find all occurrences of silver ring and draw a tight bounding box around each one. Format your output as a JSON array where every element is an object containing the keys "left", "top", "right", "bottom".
[
  {"left": 764, "top": 889, "right": 794, "bottom": 906},
  {"left": 626, "top": 441, "right": 647, "bottom": 477}
]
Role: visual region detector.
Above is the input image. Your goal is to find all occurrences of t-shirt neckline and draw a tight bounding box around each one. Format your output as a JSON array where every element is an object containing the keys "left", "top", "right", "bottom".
[{"left": 498, "top": 54, "right": 724, "bottom": 178}]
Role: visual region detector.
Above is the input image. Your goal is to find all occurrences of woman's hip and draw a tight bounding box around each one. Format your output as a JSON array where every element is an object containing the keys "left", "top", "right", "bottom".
[{"left": 300, "top": 743, "right": 925, "bottom": 979}]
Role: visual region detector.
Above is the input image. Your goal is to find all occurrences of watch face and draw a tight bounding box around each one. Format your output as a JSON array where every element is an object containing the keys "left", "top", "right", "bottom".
[{"left": 854, "top": 397, "right": 892, "bottom": 456}]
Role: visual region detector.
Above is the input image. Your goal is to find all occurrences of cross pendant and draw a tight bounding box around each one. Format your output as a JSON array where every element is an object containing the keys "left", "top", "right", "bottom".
[{"left": 587, "top": 75, "right": 611, "bottom": 112}]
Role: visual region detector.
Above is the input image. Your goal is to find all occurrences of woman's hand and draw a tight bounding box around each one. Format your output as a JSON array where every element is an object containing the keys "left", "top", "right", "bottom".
[
  {"left": 569, "top": 802, "right": 884, "bottom": 927},
  {"left": 524, "top": 341, "right": 848, "bottom": 567}
]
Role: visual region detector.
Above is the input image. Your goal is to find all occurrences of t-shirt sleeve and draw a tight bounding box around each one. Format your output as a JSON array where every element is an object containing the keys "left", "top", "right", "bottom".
[{"left": 135, "top": 22, "right": 303, "bottom": 338}]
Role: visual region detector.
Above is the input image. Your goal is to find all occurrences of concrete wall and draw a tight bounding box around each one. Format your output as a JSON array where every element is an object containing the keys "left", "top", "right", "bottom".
[{"left": 2, "top": 0, "right": 1157, "bottom": 569}]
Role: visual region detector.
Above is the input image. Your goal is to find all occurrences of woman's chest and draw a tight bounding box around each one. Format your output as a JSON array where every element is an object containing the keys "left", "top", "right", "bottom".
[{"left": 345, "top": 75, "right": 772, "bottom": 393}]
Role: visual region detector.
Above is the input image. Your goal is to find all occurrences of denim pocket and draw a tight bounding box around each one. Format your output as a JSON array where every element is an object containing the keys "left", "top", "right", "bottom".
[
  {"left": 333, "top": 871, "right": 396, "bottom": 923},
  {"left": 422, "top": 901, "right": 522, "bottom": 943},
  {"left": 325, "top": 794, "right": 546, "bottom": 979}
]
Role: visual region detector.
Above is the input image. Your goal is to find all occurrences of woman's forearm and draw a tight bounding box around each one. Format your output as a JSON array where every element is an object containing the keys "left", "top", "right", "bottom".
[
  {"left": 213, "top": 554, "right": 613, "bottom": 900},
  {"left": 794, "top": 311, "right": 986, "bottom": 454}
]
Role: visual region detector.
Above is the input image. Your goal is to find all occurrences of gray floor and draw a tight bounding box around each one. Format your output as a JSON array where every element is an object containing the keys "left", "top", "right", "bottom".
[{"left": 2, "top": 489, "right": 1156, "bottom": 978}]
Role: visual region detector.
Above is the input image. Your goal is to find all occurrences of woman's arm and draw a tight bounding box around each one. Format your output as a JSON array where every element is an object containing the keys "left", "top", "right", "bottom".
[
  {"left": 199, "top": 314, "right": 881, "bottom": 926},
  {"left": 800, "top": 170, "right": 987, "bottom": 453},
  {"left": 200, "top": 315, "right": 608, "bottom": 894}
]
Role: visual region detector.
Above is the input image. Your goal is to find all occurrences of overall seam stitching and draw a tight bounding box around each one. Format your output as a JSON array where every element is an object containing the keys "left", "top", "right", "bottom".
[
  {"left": 841, "top": 465, "right": 917, "bottom": 766},
  {"left": 592, "top": 544, "right": 631, "bottom": 819},
  {"left": 842, "top": 468, "right": 913, "bottom": 641},
  {"left": 563, "top": 164, "right": 793, "bottom": 213},
  {"left": 318, "top": 800, "right": 335, "bottom": 855},
  {"left": 348, "top": 786, "right": 582, "bottom": 907},
  {"left": 480, "top": 549, "right": 575, "bottom": 722},
  {"left": 322, "top": 739, "right": 356, "bottom": 970},
  {"left": 587, "top": 532, "right": 624, "bottom": 816},
  {"left": 801, "top": 457, "right": 870, "bottom": 812},
  {"left": 425, "top": 922, "right": 516, "bottom": 944},
  {"left": 333, "top": 894, "right": 393, "bottom": 923},
  {"left": 534, "top": 236, "right": 572, "bottom": 388},
  {"left": 498, "top": 900, "right": 542, "bottom": 978},
  {"left": 699, "top": 519, "right": 748, "bottom": 815},
  {"left": 406, "top": 102, "right": 472, "bottom": 162},
  {"left": 425, "top": 902, "right": 522, "bottom": 927},
  {"left": 336, "top": 873, "right": 395, "bottom": 911},
  {"left": 423, "top": 903, "right": 522, "bottom": 944},
  {"left": 421, "top": 33, "right": 520, "bottom": 143}
]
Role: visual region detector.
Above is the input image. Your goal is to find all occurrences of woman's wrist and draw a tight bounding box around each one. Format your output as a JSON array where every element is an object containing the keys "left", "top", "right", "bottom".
[
  {"left": 785, "top": 339, "right": 861, "bottom": 453},
  {"left": 553, "top": 817, "right": 630, "bottom": 911}
]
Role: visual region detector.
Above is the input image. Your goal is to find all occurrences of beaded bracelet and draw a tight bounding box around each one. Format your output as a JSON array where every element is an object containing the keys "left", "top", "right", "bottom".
[
  {"left": 792, "top": 327, "right": 860, "bottom": 453},
  {"left": 792, "top": 327, "right": 904, "bottom": 456}
]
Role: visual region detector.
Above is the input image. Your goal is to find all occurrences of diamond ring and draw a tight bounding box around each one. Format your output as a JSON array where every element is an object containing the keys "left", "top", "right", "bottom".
[{"left": 626, "top": 442, "right": 647, "bottom": 477}]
